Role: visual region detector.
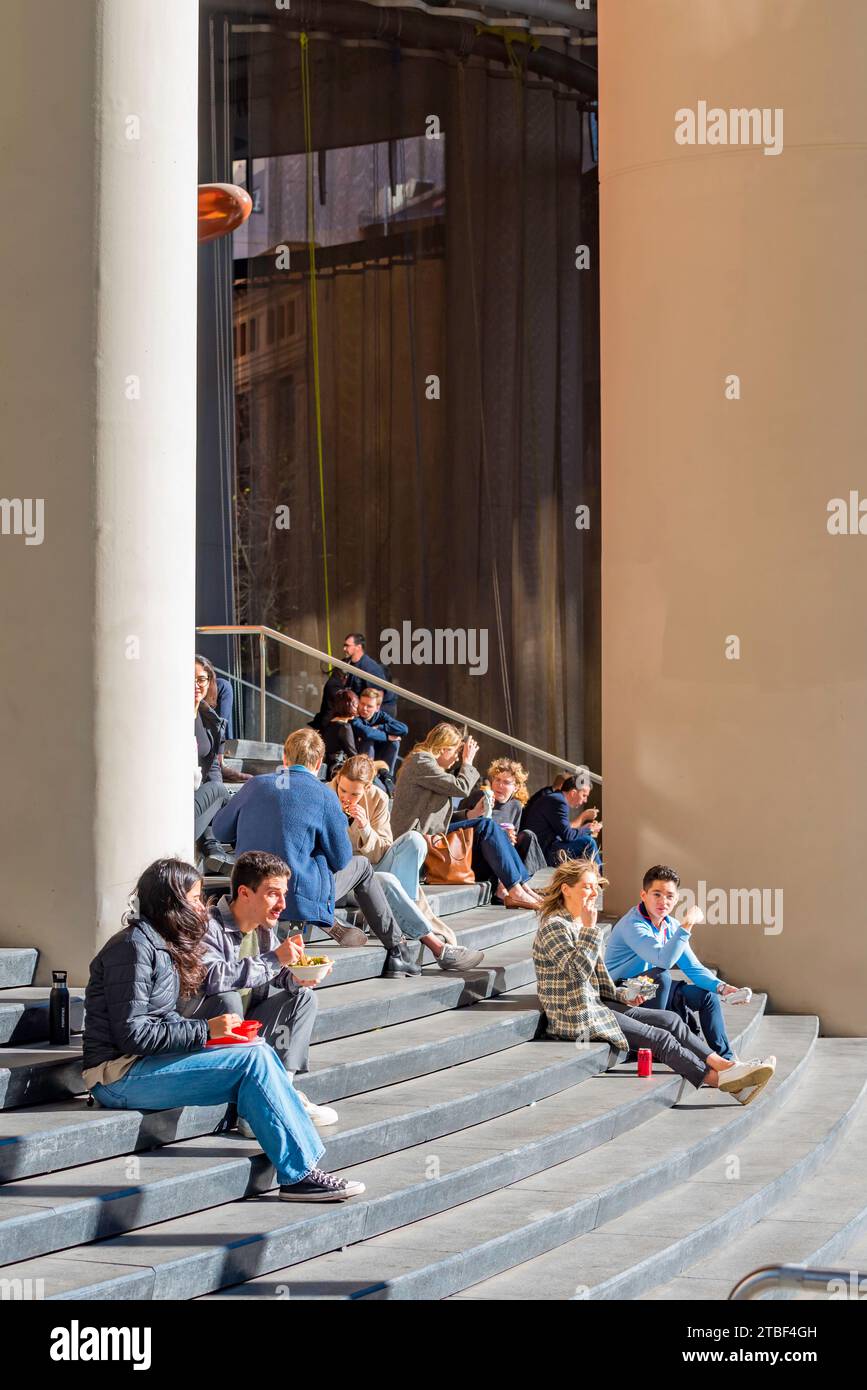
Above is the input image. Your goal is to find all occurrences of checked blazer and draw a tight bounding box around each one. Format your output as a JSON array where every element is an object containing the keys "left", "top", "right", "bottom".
[{"left": 532, "top": 911, "right": 630, "bottom": 1049}]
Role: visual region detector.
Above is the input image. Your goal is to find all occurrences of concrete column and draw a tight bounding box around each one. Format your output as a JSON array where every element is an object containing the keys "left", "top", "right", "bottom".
[
  {"left": 0, "top": 0, "right": 199, "bottom": 982},
  {"left": 599, "top": 1, "right": 867, "bottom": 1035}
]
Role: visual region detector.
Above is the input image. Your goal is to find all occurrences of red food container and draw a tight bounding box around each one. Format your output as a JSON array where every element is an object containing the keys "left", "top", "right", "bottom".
[
  {"left": 234, "top": 1020, "right": 262, "bottom": 1039},
  {"left": 637, "top": 1048, "right": 653, "bottom": 1077}
]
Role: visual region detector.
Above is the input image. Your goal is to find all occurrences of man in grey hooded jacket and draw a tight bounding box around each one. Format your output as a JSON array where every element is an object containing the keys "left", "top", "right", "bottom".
[{"left": 179, "top": 850, "right": 338, "bottom": 1129}]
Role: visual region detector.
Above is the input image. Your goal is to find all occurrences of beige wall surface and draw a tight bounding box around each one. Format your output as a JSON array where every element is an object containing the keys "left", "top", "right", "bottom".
[
  {"left": 599, "top": 0, "right": 867, "bottom": 1034},
  {"left": 0, "top": 0, "right": 199, "bottom": 983}
]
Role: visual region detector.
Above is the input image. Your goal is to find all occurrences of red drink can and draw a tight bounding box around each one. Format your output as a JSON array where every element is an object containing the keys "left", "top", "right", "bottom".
[{"left": 637, "top": 1048, "right": 653, "bottom": 1077}]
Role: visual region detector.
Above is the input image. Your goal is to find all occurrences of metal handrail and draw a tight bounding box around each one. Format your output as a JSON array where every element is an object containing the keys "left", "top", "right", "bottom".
[
  {"left": 729, "top": 1263, "right": 867, "bottom": 1300},
  {"left": 211, "top": 665, "right": 314, "bottom": 721},
  {"left": 197, "top": 623, "right": 602, "bottom": 783}
]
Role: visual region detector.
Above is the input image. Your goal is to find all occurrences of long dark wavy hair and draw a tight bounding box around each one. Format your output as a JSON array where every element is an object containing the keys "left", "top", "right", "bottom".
[{"left": 128, "top": 858, "right": 207, "bottom": 999}]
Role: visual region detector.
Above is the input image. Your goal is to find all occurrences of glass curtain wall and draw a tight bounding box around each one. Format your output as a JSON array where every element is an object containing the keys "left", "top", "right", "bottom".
[{"left": 198, "top": 16, "right": 600, "bottom": 783}]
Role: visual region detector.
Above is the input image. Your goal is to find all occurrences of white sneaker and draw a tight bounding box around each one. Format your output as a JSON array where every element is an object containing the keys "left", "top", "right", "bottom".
[
  {"left": 236, "top": 1116, "right": 256, "bottom": 1139},
  {"left": 297, "top": 1090, "right": 339, "bottom": 1127},
  {"left": 437, "top": 944, "right": 485, "bottom": 972},
  {"left": 719, "top": 1055, "right": 776, "bottom": 1105}
]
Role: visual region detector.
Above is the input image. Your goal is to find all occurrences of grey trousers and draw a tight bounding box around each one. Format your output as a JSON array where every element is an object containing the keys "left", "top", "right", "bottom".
[
  {"left": 332, "top": 854, "right": 403, "bottom": 951},
  {"left": 193, "top": 781, "right": 232, "bottom": 843},
  {"left": 179, "top": 982, "right": 317, "bottom": 1076},
  {"left": 608, "top": 1001, "right": 713, "bottom": 1088}
]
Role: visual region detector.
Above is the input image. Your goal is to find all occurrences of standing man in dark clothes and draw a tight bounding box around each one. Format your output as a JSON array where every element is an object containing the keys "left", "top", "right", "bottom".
[
  {"left": 311, "top": 632, "right": 397, "bottom": 728},
  {"left": 522, "top": 776, "right": 602, "bottom": 866}
]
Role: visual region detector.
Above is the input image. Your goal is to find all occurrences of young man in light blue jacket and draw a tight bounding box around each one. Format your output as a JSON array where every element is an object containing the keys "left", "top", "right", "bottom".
[{"left": 605, "top": 864, "right": 752, "bottom": 1061}]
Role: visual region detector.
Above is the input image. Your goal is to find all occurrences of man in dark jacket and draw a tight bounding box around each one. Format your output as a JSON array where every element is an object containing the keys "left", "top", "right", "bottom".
[
  {"left": 351, "top": 686, "right": 408, "bottom": 781},
  {"left": 522, "top": 776, "right": 602, "bottom": 867},
  {"left": 212, "top": 727, "right": 421, "bottom": 977},
  {"left": 311, "top": 632, "right": 397, "bottom": 728}
]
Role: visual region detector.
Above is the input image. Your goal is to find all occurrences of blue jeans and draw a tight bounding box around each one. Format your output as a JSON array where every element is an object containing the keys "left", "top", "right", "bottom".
[
  {"left": 375, "top": 832, "right": 429, "bottom": 940},
  {"left": 646, "top": 967, "right": 734, "bottom": 1060},
  {"left": 91, "top": 1044, "right": 324, "bottom": 1186},
  {"left": 449, "top": 815, "right": 529, "bottom": 890},
  {"left": 544, "top": 833, "right": 601, "bottom": 868}
]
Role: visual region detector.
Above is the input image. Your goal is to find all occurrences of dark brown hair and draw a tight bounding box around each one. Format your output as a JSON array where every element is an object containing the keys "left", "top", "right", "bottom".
[
  {"left": 330, "top": 689, "right": 359, "bottom": 719},
  {"left": 195, "top": 653, "right": 218, "bottom": 709},
  {"left": 131, "top": 858, "right": 208, "bottom": 1000},
  {"left": 231, "top": 851, "right": 291, "bottom": 899}
]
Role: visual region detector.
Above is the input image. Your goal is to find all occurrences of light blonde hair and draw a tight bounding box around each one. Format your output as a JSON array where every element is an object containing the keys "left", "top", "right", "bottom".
[
  {"left": 398, "top": 721, "right": 464, "bottom": 779},
  {"left": 537, "top": 855, "right": 609, "bottom": 922},
  {"left": 487, "top": 757, "right": 529, "bottom": 805},
  {"left": 359, "top": 687, "right": 384, "bottom": 705},
  {"left": 283, "top": 727, "right": 325, "bottom": 769}
]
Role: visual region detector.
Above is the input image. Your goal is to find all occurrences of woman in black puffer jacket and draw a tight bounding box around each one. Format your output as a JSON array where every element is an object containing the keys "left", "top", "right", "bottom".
[{"left": 82, "top": 858, "right": 364, "bottom": 1203}]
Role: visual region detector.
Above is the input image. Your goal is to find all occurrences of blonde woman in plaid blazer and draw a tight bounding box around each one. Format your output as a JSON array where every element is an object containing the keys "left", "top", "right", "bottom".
[{"left": 532, "top": 859, "right": 777, "bottom": 1104}]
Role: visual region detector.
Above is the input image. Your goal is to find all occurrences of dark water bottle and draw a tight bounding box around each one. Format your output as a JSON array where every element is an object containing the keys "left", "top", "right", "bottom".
[{"left": 49, "top": 970, "right": 70, "bottom": 1045}]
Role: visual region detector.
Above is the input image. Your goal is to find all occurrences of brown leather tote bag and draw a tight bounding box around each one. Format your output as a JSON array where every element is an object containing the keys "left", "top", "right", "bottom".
[{"left": 423, "top": 827, "right": 475, "bottom": 885}]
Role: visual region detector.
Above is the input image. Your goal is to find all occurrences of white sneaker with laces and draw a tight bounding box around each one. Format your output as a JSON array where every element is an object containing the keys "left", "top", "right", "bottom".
[
  {"left": 719, "top": 1055, "right": 776, "bottom": 1105},
  {"left": 297, "top": 1091, "right": 339, "bottom": 1127}
]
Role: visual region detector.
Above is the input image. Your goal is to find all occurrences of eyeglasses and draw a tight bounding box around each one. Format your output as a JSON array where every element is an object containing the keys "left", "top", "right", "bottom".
[{"left": 194, "top": 675, "right": 209, "bottom": 686}]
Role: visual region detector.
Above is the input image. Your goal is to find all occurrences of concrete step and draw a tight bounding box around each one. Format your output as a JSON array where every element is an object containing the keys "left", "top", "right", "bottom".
[
  {"left": 310, "top": 931, "right": 535, "bottom": 1043},
  {"left": 0, "top": 950, "right": 38, "bottom": 989},
  {"left": 0, "top": 934, "right": 539, "bottom": 1117},
  {"left": 646, "top": 1060, "right": 867, "bottom": 1300},
  {"left": 0, "top": 1034, "right": 611, "bottom": 1265},
  {"left": 297, "top": 982, "right": 547, "bottom": 1106},
  {"left": 0, "top": 990, "right": 85, "bottom": 1047},
  {"left": 0, "top": 982, "right": 544, "bottom": 1179},
  {"left": 204, "top": 1007, "right": 815, "bottom": 1303},
  {"left": 0, "top": 1001, "right": 768, "bottom": 1300},
  {"left": 313, "top": 904, "right": 534, "bottom": 988},
  {"left": 450, "top": 1031, "right": 862, "bottom": 1303}
]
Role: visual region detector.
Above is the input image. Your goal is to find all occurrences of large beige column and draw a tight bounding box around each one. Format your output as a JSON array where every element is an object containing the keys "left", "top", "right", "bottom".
[
  {"left": 599, "top": 1, "right": 867, "bottom": 1034},
  {"left": 0, "top": 0, "right": 199, "bottom": 982}
]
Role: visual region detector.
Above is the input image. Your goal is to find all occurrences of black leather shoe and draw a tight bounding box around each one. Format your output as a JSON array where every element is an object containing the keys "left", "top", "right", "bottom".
[{"left": 383, "top": 940, "right": 422, "bottom": 977}]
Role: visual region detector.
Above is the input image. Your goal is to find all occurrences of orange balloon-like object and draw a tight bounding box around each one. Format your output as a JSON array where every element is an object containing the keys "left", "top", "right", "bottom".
[{"left": 197, "top": 183, "right": 253, "bottom": 244}]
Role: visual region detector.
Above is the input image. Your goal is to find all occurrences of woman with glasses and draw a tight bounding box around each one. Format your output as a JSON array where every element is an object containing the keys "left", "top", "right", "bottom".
[
  {"left": 456, "top": 757, "right": 547, "bottom": 878},
  {"left": 194, "top": 654, "right": 232, "bottom": 869}
]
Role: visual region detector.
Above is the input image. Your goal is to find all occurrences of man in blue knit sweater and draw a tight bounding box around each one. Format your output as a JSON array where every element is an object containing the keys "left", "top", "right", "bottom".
[{"left": 213, "top": 727, "right": 420, "bottom": 977}]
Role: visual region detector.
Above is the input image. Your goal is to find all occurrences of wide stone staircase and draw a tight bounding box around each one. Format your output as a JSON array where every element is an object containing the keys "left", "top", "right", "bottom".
[{"left": 0, "top": 889, "right": 865, "bottom": 1302}]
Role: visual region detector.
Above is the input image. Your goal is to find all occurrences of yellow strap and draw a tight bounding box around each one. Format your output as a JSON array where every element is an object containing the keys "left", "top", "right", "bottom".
[
  {"left": 300, "top": 33, "right": 333, "bottom": 662},
  {"left": 474, "top": 24, "right": 539, "bottom": 78}
]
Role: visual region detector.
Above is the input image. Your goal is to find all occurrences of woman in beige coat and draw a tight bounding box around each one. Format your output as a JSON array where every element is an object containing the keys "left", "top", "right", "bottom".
[{"left": 329, "top": 755, "right": 484, "bottom": 971}]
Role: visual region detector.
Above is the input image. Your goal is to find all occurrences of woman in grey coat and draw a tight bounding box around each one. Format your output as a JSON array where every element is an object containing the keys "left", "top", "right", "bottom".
[{"left": 391, "top": 723, "right": 542, "bottom": 910}]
